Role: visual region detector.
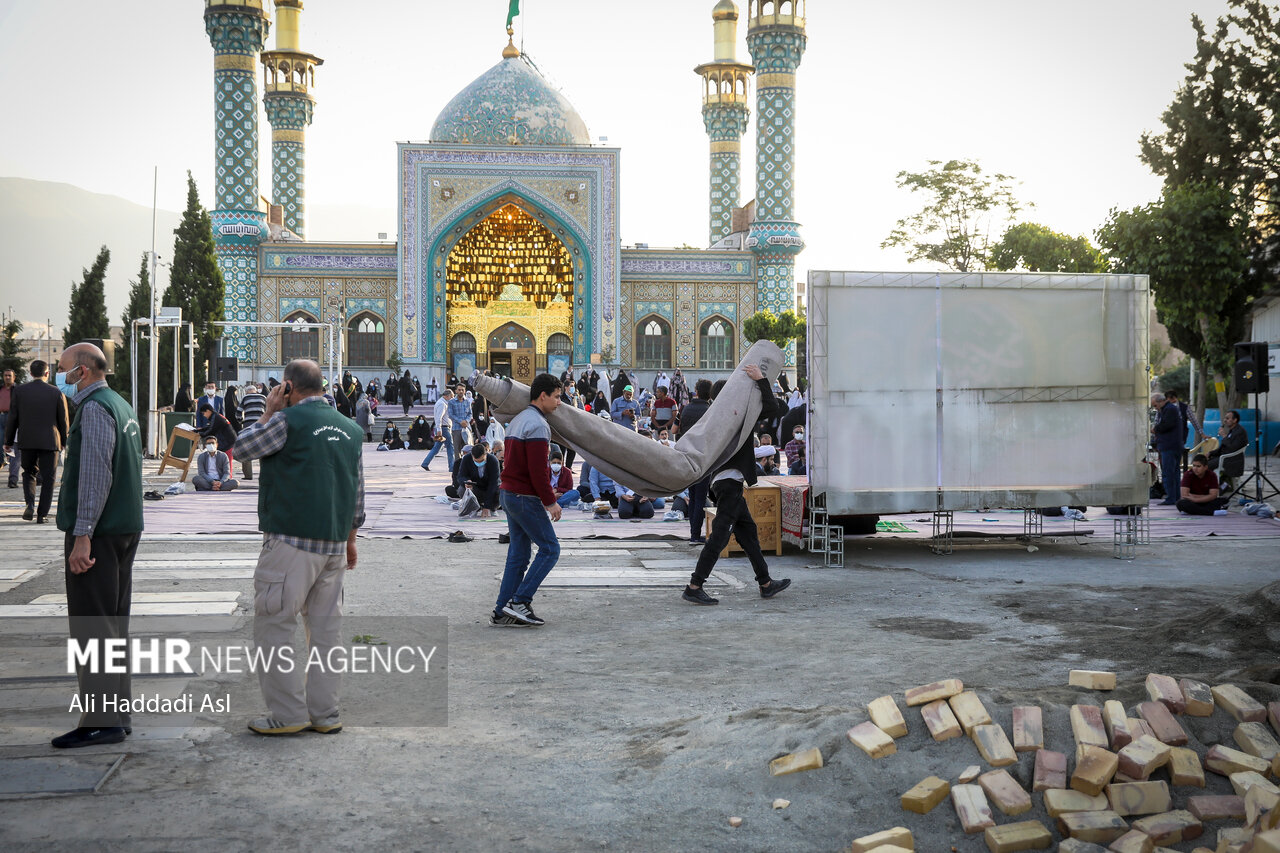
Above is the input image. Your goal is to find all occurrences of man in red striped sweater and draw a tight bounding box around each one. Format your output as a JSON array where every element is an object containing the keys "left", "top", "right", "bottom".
[{"left": 490, "top": 374, "right": 564, "bottom": 627}]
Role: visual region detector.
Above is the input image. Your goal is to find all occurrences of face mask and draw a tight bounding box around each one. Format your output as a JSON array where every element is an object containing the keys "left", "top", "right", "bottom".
[
  {"left": 205, "top": 445, "right": 218, "bottom": 454},
  {"left": 205, "top": 388, "right": 215, "bottom": 396},
  {"left": 550, "top": 463, "right": 562, "bottom": 474},
  {"left": 795, "top": 432, "right": 804, "bottom": 440},
  {"left": 55, "top": 366, "right": 81, "bottom": 398}
]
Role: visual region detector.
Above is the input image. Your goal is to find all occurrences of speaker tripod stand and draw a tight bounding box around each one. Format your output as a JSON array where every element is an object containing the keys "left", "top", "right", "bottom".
[{"left": 1231, "top": 396, "right": 1279, "bottom": 503}]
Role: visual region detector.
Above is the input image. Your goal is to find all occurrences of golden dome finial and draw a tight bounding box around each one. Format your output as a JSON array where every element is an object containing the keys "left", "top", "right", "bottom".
[{"left": 502, "top": 25, "right": 519, "bottom": 59}]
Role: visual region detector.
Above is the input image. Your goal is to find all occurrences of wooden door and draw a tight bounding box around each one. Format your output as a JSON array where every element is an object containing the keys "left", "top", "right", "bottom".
[{"left": 512, "top": 349, "right": 536, "bottom": 383}]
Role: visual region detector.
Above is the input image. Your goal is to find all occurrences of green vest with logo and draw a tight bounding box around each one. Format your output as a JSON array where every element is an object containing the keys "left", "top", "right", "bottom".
[
  {"left": 259, "top": 400, "right": 363, "bottom": 541},
  {"left": 57, "top": 385, "right": 145, "bottom": 535}
]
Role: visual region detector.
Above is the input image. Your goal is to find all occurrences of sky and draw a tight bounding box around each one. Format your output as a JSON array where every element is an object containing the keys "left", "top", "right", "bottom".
[{"left": 0, "top": 0, "right": 1239, "bottom": 329}]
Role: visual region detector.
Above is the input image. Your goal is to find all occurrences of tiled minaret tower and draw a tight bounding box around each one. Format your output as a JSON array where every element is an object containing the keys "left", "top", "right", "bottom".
[
  {"left": 745, "top": 0, "right": 806, "bottom": 315},
  {"left": 694, "top": 1, "right": 754, "bottom": 246},
  {"left": 261, "top": 0, "right": 323, "bottom": 238},
  {"left": 205, "top": 0, "right": 270, "bottom": 361}
]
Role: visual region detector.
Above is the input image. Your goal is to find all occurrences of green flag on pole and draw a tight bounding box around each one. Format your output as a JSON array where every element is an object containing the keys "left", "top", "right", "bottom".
[{"left": 506, "top": 0, "right": 520, "bottom": 28}]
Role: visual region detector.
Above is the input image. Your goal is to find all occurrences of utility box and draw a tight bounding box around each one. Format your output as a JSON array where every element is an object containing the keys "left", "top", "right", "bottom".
[{"left": 808, "top": 271, "right": 1150, "bottom": 515}]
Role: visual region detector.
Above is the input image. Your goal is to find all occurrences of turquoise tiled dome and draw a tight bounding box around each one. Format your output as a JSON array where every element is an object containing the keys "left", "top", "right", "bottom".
[{"left": 430, "top": 56, "right": 591, "bottom": 146}]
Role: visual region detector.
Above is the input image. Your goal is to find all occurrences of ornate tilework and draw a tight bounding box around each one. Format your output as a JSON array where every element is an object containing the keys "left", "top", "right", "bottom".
[
  {"left": 703, "top": 102, "right": 749, "bottom": 245},
  {"left": 620, "top": 252, "right": 754, "bottom": 281},
  {"left": 634, "top": 301, "right": 673, "bottom": 323},
  {"left": 264, "top": 93, "right": 315, "bottom": 238},
  {"left": 263, "top": 247, "right": 397, "bottom": 274},
  {"left": 430, "top": 57, "right": 591, "bottom": 146},
  {"left": 346, "top": 297, "right": 387, "bottom": 317},
  {"left": 697, "top": 302, "right": 738, "bottom": 322},
  {"left": 279, "top": 297, "right": 321, "bottom": 317}
]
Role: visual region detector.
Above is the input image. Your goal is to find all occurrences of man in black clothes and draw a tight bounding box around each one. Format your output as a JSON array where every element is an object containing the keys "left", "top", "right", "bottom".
[
  {"left": 3, "top": 360, "right": 69, "bottom": 522},
  {"left": 682, "top": 364, "right": 791, "bottom": 605},
  {"left": 676, "top": 378, "right": 714, "bottom": 544},
  {"left": 198, "top": 404, "right": 238, "bottom": 464}
]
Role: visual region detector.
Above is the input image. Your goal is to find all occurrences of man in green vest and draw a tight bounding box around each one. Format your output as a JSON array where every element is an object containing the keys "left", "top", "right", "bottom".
[
  {"left": 234, "top": 358, "right": 365, "bottom": 735},
  {"left": 53, "top": 342, "right": 144, "bottom": 749}
]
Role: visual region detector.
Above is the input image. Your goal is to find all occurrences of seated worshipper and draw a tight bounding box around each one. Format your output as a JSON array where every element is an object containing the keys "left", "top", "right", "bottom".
[
  {"left": 407, "top": 414, "right": 432, "bottom": 450},
  {"left": 454, "top": 441, "right": 501, "bottom": 517},
  {"left": 193, "top": 436, "right": 239, "bottom": 492},
  {"left": 379, "top": 421, "right": 405, "bottom": 450},
  {"left": 783, "top": 423, "right": 806, "bottom": 475},
  {"left": 550, "top": 451, "right": 579, "bottom": 507},
  {"left": 755, "top": 444, "right": 781, "bottom": 476},
  {"left": 656, "top": 427, "right": 674, "bottom": 448},
  {"left": 617, "top": 483, "right": 656, "bottom": 520},
  {"left": 1207, "top": 409, "right": 1249, "bottom": 488},
  {"left": 1176, "top": 453, "right": 1227, "bottom": 516},
  {"left": 446, "top": 439, "right": 486, "bottom": 499},
  {"left": 198, "top": 404, "right": 238, "bottom": 465},
  {"left": 588, "top": 463, "right": 619, "bottom": 508}
]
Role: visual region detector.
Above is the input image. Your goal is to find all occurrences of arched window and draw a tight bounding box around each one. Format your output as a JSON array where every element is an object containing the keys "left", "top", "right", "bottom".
[
  {"left": 547, "top": 333, "right": 572, "bottom": 357},
  {"left": 347, "top": 312, "right": 385, "bottom": 367},
  {"left": 281, "top": 311, "right": 319, "bottom": 363},
  {"left": 636, "top": 317, "right": 671, "bottom": 370},
  {"left": 699, "top": 317, "right": 734, "bottom": 370},
  {"left": 451, "top": 331, "right": 477, "bottom": 356}
]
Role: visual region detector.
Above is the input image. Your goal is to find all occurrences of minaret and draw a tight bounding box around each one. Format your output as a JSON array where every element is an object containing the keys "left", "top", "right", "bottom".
[
  {"left": 694, "top": 1, "right": 754, "bottom": 246},
  {"left": 204, "top": 1, "right": 270, "bottom": 362},
  {"left": 261, "top": 0, "right": 323, "bottom": 238},
  {"left": 745, "top": 0, "right": 807, "bottom": 315}
]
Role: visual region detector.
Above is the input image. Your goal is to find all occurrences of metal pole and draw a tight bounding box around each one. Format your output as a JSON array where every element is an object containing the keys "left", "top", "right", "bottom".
[
  {"left": 131, "top": 321, "right": 139, "bottom": 418},
  {"left": 188, "top": 322, "right": 195, "bottom": 392},
  {"left": 149, "top": 167, "right": 161, "bottom": 457}
]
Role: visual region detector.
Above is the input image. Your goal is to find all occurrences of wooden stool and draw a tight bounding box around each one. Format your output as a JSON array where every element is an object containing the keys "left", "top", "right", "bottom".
[{"left": 157, "top": 426, "right": 200, "bottom": 482}]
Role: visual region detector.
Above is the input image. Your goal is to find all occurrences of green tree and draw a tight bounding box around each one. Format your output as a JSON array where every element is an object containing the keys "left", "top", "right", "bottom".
[
  {"left": 64, "top": 245, "right": 111, "bottom": 346},
  {"left": 743, "top": 309, "right": 804, "bottom": 348},
  {"left": 1, "top": 318, "right": 28, "bottom": 382},
  {"left": 111, "top": 254, "right": 152, "bottom": 402},
  {"left": 386, "top": 349, "right": 404, "bottom": 374},
  {"left": 161, "top": 173, "right": 225, "bottom": 399},
  {"left": 881, "top": 159, "right": 1024, "bottom": 272},
  {"left": 1096, "top": 181, "right": 1251, "bottom": 413},
  {"left": 988, "top": 222, "right": 1107, "bottom": 273}
]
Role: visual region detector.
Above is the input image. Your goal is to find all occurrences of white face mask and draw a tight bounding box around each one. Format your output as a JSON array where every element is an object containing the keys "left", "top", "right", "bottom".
[
  {"left": 204, "top": 444, "right": 218, "bottom": 454},
  {"left": 550, "top": 463, "right": 562, "bottom": 474},
  {"left": 795, "top": 432, "right": 804, "bottom": 440},
  {"left": 204, "top": 388, "right": 215, "bottom": 396}
]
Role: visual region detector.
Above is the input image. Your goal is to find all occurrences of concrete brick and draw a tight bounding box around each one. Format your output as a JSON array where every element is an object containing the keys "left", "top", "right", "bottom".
[
  {"left": 1185, "top": 795, "right": 1245, "bottom": 821},
  {"left": 849, "top": 826, "right": 913, "bottom": 852},
  {"left": 1234, "top": 721, "right": 1280, "bottom": 762},
  {"left": 1058, "top": 841, "right": 1111, "bottom": 853},
  {"left": 951, "top": 783, "right": 996, "bottom": 834},
  {"left": 921, "top": 699, "right": 963, "bottom": 742},
  {"left": 1145, "top": 674, "right": 1186, "bottom": 714},
  {"left": 1073, "top": 704, "right": 1111, "bottom": 749},
  {"left": 983, "top": 819, "right": 1051, "bottom": 853},
  {"left": 1117, "top": 736, "right": 1172, "bottom": 781},
  {"left": 1045, "top": 788, "right": 1110, "bottom": 817},
  {"left": 1107, "top": 830, "right": 1154, "bottom": 853},
  {"left": 979, "top": 768, "right": 1032, "bottom": 816},
  {"left": 868, "top": 695, "right": 909, "bottom": 738},
  {"left": 1179, "top": 678, "right": 1215, "bottom": 717},
  {"left": 1246, "top": 784, "right": 1280, "bottom": 827},
  {"left": 1212, "top": 684, "right": 1267, "bottom": 723},
  {"left": 972, "top": 723, "right": 1018, "bottom": 767},
  {"left": 1073, "top": 745, "right": 1120, "bottom": 796},
  {"left": 1169, "top": 747, "right": 1206, "bottom": 788},
  {"left": 847, "top": 721, "right": 897, "bottom": 759},
  {"left": 1131, "top": 810, "right": 1202, "bottom": 846},
  {"left": 1276, "top": 753, "right": 1280, "bottom": 779},
  {"left": 1269, "top": 701, "right": 1280, "bottom": 737},
  {"left": 1057, "top": 810, "right": 1130, "bottom": 844},
  {"left": 1033, "top": 749, "right": 1068, "bottom": 792},
  {"left": 900, "top": 775, "right": 949, "bottom": 815},
  {"left": 1128, "top": 718, "right": 1157, "bottom": 741},
  {"left": 1105, "top": 781, "right": 1172, "bottom": 817},
  {"left": 1105, "top": 701, "right": 1134, "bottom": 750},
  {"left": 1205, "top": 744, "right": 1270, "bottom": 777},
  {"left": 904, "top": 678, "right": 964, "bottom": 707},
  {"left": 959, "top": 764, "right": 982, "bottom": 783},
  {"left": 1230, "top": 770, "right": 1280, "bottom": 798},
  {"left": 1013, "top": 706, "right": 1044, "bottom": 752},
  {"left": 1071, "top": 670, "right": 1118, "bottom": 691},
  {"left": 1137, "top": 702, "right": 1189, "bottom": 746},
  {"left": 950, "top": 691, "right": 994, "bottom": 735},
  {"left": 769, "top": 747, "right": 823, "bottom": 776},
  {"left": 1216, "top": 827, "right": 1253, "bottom": 853},
  {"left": 1253, "top": 829, "right": 1280, "bottom": 853}
]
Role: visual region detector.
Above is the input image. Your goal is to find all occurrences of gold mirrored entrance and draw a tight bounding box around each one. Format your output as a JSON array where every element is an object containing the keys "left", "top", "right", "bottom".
[{"left": 445, "top": 204, "right": 574, "bottom": 378}]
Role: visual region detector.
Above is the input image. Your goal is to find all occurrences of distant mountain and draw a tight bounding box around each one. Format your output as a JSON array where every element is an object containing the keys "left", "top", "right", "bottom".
[
  {"left": 0, "top": 177, "right": 181, "bottom": 335},
  {"left": 0, "top": 177, "right": 399, "bottom": 336}
]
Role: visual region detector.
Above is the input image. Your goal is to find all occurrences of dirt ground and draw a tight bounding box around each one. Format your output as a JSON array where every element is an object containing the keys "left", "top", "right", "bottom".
[{"left": 1, "top": 531, "right": 1277, "bottom": 852}]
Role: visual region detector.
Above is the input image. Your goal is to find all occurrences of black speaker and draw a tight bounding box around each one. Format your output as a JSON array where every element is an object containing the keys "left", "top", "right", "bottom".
[
  {"left": 84, "top": 339, "right": 115, "bottom": 375},
  {"left": 1234, "top": 342, "right": 1269, "bottom": 394},
  {"left": 211, "top": 357, "right": 239, "bottom": 382}
]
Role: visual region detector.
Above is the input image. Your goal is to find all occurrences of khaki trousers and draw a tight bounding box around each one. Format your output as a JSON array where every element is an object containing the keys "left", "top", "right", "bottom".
[{"left": 253, "top": 538, "right": 346, "bottom": 724}]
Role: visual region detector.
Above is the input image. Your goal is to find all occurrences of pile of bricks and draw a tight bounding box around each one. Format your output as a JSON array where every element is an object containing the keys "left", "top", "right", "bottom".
[{"left": 766, "top": 673, "right": 1280, "bottom": 852}]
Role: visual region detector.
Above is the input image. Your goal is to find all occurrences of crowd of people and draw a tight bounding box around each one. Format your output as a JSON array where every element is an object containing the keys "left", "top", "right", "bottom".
[{"left": 1149, "top": 391, "right": 1252, "bottom": 516}]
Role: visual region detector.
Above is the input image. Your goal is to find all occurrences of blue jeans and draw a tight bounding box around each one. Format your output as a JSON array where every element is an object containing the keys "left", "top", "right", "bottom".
[
  {"left": 1158, "top": 449, "right": 1180, "bottom": 503},
  {"left": 421, "top": 431, "right": 454, "bottom": 471},
  {"left": 556, "top": 489, "right": 580, "bottom": 508},
  {"left": 495, "top": 491, "right": 560, "bottom": 612}
]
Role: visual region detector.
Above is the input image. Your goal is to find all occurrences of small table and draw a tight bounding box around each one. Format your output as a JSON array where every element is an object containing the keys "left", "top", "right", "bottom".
[{"left": 704, "top": 481, "right": 783, "bottom": 557}]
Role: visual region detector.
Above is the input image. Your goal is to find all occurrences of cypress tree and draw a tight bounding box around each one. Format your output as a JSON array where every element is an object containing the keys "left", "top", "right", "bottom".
[
  {"left": 111, "top": 254, "right": 152, "bottom": 400},
  {"left": 64, "top": 245, "right": 111, "bottom": 346},
  {"left": 161, "top": 172, "right": 225, "bottom": 398}
]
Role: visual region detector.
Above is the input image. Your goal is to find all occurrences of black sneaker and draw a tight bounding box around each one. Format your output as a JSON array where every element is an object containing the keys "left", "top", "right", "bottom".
[
  {"left": 498, "top": 532, "right": 510, "bottom": 544},
  {"left": 682, "top": 586, "right": 719, "bottom": 605},
  {"left": 22, "top": 507, "right": 33, "bottom": 521},
  {"left": 688, "top": 536, "right": 706, "bottom": 546},
  {"left": 760, "top": 578, "right": 791, "bottom": 599},
  {"left": 502, "top": 602, "right": 545, "bottom": 626},
  {"left": 489, "top": 612, "right": 531, "bottom": 628},
  {"left": 51, "top": 726, "right": 128, "bottom": 749}
]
